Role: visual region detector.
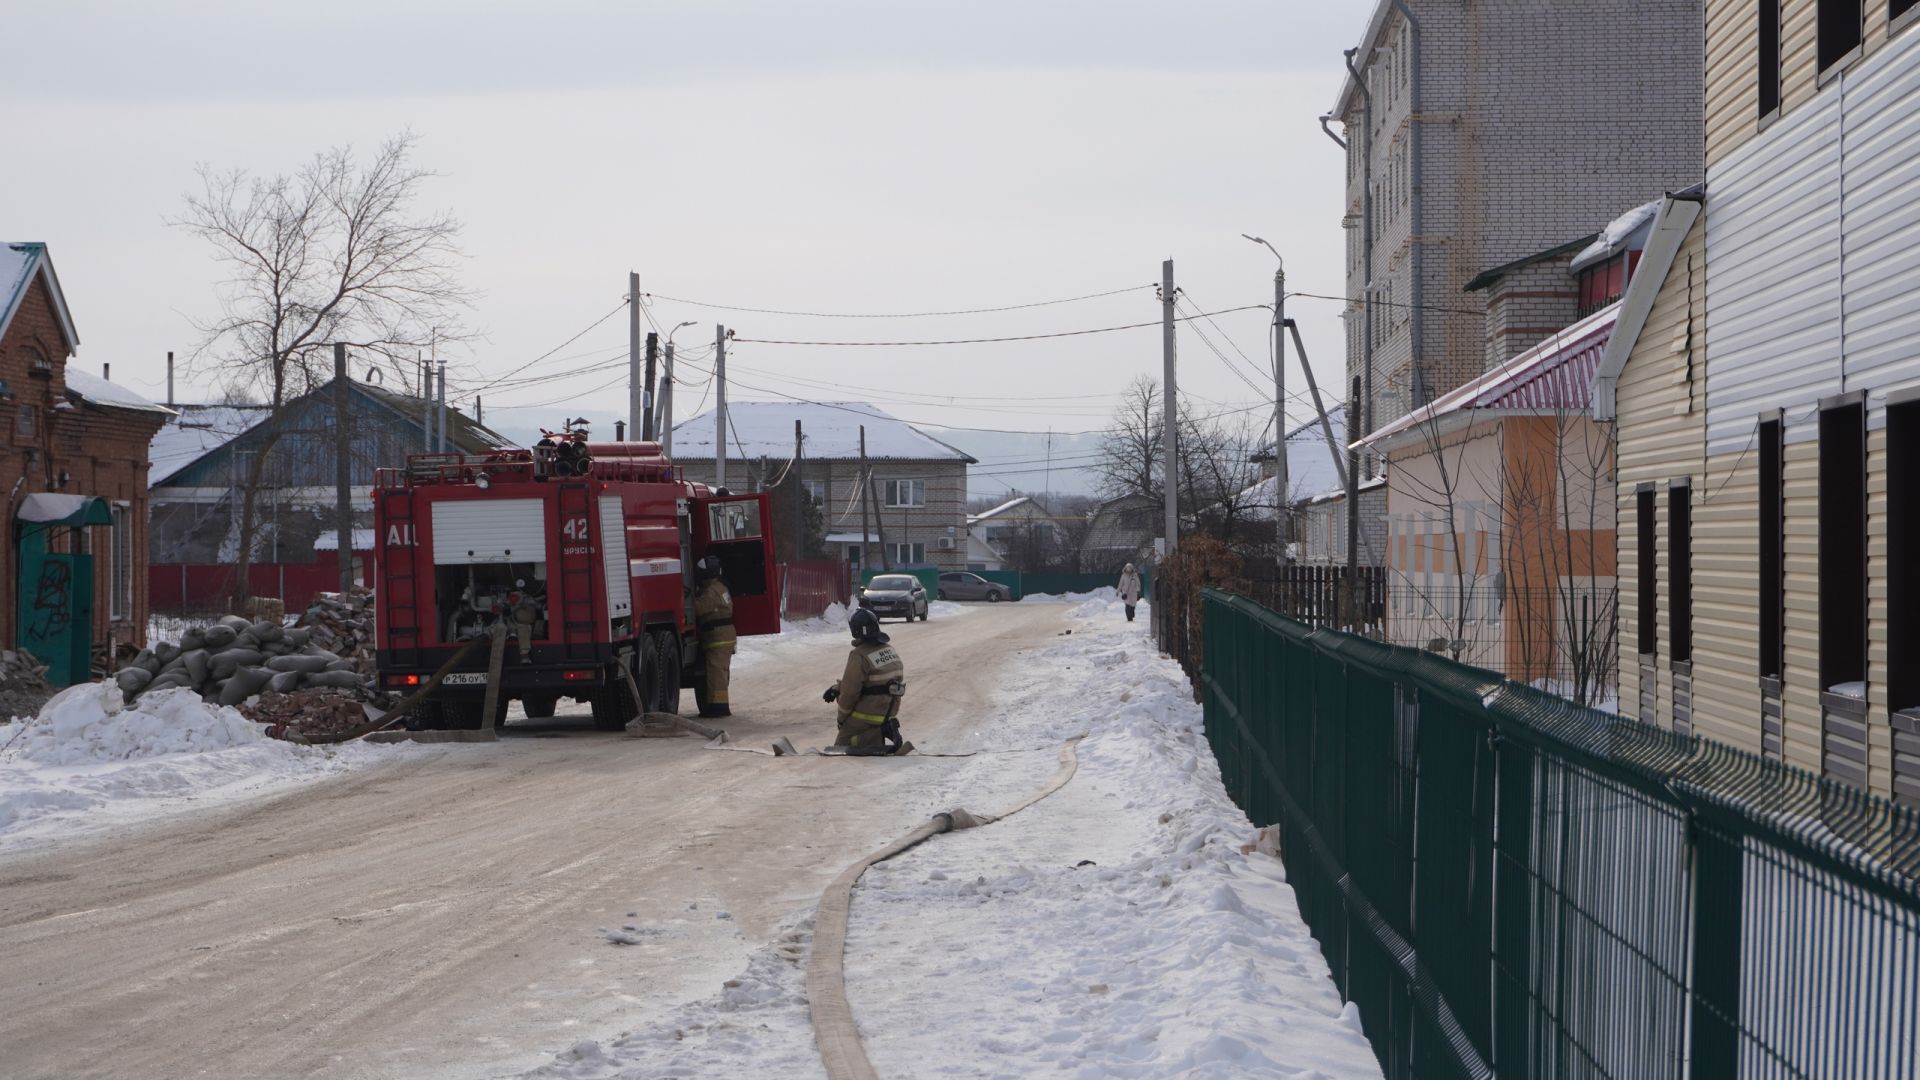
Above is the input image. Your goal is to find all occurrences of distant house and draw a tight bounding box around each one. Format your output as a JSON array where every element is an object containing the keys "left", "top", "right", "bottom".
[
  {"left": 148, "top": 379, "right": 512, "bottom": 568},
  {"left": 965, "top": 495, "right": 1065, "bottom": 572},
  {"left": 1, "top": 242, "right": 175, "bottom": 683},
  {"left": 1079, "top": 492, "right": 1159, "bottom": 574},
  {"left": 1247, "top": 406, "right": 1387, "bottom": 567},
  {"left": 1361, "top": 302, "right": 1618, "bottom": 698},
  {"left": 669, "top": 402, "right": 975, "bottom": 572}
]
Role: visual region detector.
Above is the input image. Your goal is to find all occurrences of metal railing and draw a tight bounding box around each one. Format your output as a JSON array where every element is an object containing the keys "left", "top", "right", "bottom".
[{"left": 1189, "top": 588, "right": 1920, "bottom": 1079}]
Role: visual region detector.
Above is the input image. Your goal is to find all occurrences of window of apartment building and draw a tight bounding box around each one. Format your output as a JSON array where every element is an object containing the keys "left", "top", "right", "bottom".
[
  {"left": 110, "top": 504, "right": 132, "bottom": 621},
  {"left": 1637, "top": 486, "right": 1657, "bottom": 656},
  {"left": 1818, "top": 0, "right": 1863, "bottom": 71},
  {"left": 1759, "top": 415, "right": 1785, "bottom": 680},
  {"left": 1669, "top": 482, "right": 1693, "bottom": 664},
  {"left": 1759, "top": 0, "right": 1782, "bottom": 116},
  {"left": 802, "top": 479, "right": 826, "bottom": 504},
  {"left": 882, "top": 478, "right": 925, "bottom": 507},
  {"left": 891, "top": 542, "right": 925, "bottom": 565},
  {"left": 1818, "top": 397, "right": 1867, "bottom": 693},
  {"left": 1890, "top": 397, "right": 1919, "bottom": 710}
]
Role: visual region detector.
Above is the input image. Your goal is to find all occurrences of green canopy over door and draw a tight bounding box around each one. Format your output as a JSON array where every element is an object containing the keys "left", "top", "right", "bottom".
[{"left": 15, "top": 494, "right": 111, "bottom": 688}]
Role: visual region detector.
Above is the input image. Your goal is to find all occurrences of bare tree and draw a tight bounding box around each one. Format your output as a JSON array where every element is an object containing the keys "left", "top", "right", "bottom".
[
  {"left": 177, "top": 133, "right": 472, "bottom": 604},
  {"left": 1180, "top": 411, "right": 1271, "bottom": 554},
  {"left": 1095, "top": 376, "right": 1163, "bottom": 502}
]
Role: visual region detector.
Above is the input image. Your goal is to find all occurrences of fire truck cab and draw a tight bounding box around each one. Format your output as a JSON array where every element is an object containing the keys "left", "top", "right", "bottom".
[{"left": 371, "top": 441, "right": 778, "bottom": 729}]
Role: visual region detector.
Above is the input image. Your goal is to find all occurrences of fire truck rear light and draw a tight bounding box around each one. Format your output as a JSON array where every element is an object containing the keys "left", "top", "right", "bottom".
[
  {"left": 385, "top": 674, "right": 422, "bottom": 688},
  {"left": 562, "top": 669, "right": 595, "bottom": 681}
]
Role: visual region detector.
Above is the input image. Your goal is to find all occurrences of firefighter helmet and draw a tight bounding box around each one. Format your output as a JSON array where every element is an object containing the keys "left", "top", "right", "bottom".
[
  {"left": 695, "top": 555, "right": 724, "bottom": 580},
  {"left": 849, "top": 606, "right": 889, "bottom": 645}
]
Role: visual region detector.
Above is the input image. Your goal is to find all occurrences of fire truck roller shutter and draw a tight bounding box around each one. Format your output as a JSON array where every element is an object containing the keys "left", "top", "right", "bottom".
[
  {"left": 598, "top": 494, "right": 632, "bottom": 632},
  {"left": 432, "top": 498, "right": 547, "bottom": 564}
]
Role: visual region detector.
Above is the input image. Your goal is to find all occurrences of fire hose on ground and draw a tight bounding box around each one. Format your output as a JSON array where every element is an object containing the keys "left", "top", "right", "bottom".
[{"left": 807, "top": 735, "right": 1084, "bottom": 1080}]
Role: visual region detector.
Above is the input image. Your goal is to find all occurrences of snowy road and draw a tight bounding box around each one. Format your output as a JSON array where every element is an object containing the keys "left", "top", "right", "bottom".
[{"left": 0, "top": 604, "right": 1070, "bottom": 1080}]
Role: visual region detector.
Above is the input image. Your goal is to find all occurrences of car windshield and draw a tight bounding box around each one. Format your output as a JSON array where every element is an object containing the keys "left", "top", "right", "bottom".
[{"left": 870, "top": 576, "right": 916, "bottom": 590}]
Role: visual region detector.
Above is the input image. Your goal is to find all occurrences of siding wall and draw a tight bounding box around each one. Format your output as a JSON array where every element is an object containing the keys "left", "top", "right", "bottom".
[
  {"left": 1618, "top": 222, "right": 1720, "bottom": 738},
  {"left": 1708, "top": 0, "right": 1908, "bottom": 169}
]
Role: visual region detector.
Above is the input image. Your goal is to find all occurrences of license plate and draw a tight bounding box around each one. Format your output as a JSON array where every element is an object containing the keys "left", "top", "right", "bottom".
[{"left": 442, "top": 673, "right": 489, "bottom": 685}]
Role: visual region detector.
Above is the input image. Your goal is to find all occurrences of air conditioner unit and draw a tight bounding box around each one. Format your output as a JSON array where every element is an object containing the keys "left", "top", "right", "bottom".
[{"left": 937, "top": 536, "right": 956, "bottom": 551}]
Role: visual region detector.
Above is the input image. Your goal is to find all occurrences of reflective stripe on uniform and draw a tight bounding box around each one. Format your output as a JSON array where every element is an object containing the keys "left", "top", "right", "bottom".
[{"left": 848, "top": 710, "right": 888, "bottom": 724}]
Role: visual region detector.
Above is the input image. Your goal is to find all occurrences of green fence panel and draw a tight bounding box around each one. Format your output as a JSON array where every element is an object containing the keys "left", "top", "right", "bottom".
[{"left": 1187, "top": 587, "right": 1920, "bottom": 1080}]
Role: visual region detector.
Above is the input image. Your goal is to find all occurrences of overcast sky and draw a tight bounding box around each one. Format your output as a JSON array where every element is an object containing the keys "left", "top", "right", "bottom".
[{"left": 3, "top": 1, "right": 1363, "bottom": 485}]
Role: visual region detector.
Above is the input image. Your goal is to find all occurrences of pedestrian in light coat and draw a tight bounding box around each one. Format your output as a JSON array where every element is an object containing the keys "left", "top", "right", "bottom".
[{"left": 1118, "top": 562, "right": 1142, "bottom": 622}]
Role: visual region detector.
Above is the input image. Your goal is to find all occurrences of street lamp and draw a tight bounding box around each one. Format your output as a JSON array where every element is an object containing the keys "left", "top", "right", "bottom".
[
  {"left": 1242, "top": 234, "right": 1289, "bottom": 574},
  {"left": 658, "top": 321, "right": 698, "bottom": 454}
]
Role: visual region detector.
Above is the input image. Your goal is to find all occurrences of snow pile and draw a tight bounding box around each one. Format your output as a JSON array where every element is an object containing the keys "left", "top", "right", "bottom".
[
  {"left": 0, "top": 683, "right": 419, "bottom": 850},
  {"left": 1021, "top": 585, "right": 1120, "bottom": 605},
  {"left": 515, "top": 605, "right": 1380, "bottom": 1079},
  {"left": 6, "top": 684, "right": 265, "bottom": 765}
]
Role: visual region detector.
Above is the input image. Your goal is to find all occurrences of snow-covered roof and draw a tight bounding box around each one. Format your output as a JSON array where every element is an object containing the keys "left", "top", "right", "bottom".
[
  {"left": 1361, "top": 303, "right": 1620, "bottom": 450},
  {"left": 149, "top": 404, "right": 272, "bottom": 489},
  {"left": 1570, "top": 200, "right": 1661, "bottom": 273},
  {"left": 64, "top": 367, "right": 174, "bottom": 416},
  {"left": 1253, "top": 406, "right": 1348, "bottom": 502},
  {"left": 314, "top": 528, "right": 377, "bottom": 552},
  {"left": 968, "top": 495, "right": 1035, "bottom": 524},
  {"left": 0, "top": 242, "right": 78, "bottom": 355},
  {"left": 670, "top": 402, "right": 975, "bottom": 463}
]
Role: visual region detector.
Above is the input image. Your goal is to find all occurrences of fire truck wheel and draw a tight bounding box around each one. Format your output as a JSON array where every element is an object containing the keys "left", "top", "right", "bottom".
[
  {"left": 590, "top": 658, "right": 640, "bottom": 731},
  {"left": 521, "top": 694, "right": 558, "bottom": 720},
  {"left": 442, "top": 700, "right": 486, "bottom": 730},
  {"left": 650, "top": 631, "right": 681, "bottom": 713}
]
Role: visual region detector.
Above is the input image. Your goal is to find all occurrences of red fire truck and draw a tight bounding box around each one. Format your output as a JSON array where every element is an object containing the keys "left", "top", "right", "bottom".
[{"left": 371, "top": 438, "right": 778, "bottom": 729}]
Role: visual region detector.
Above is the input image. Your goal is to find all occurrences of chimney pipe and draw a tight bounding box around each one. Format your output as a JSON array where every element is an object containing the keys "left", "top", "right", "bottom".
[{"left": 166, "top": 351, "right": 174, "bottom": 405}]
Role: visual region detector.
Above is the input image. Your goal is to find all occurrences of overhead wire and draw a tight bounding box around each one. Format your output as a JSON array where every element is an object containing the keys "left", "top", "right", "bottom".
[
  {"left": 729, "top": 306, "right": 1269, "bottom": 347},
  {"left": 638, "top": 283, "right": 1154, "bottom": 319}
]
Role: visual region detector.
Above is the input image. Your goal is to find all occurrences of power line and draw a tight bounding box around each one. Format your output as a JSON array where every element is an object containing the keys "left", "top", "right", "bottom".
[
  {"left": 639, "top": 283, "right": 1154, "bottom": 319},
  {"left": 1285, "top": 290, "right": 1488, "bottom": 317},
  {"left": 730, "top": 306, "right": 1268, "bottom": 347},
  {"left": 463, "top": 299, "right": 631, "bottom": 395}
]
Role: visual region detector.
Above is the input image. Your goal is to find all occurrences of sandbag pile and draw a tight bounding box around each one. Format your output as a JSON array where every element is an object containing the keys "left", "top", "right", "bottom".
[{"left": 117, "top": 613, "right": 371, "bottom": 707}]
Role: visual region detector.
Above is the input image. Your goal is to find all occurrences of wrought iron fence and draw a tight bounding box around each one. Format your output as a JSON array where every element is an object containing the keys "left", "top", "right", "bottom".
[{"left": 1190, "top": 588, "right": 1920, "bottom": 1079}]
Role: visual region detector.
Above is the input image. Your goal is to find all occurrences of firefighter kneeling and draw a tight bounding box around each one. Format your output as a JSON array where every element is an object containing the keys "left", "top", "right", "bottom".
[
  {"left": 822, "top": 608, "right": 906, "bottom": 755},
  {"left": 693, "top": 556, "right": 735, "bottom": 719}
]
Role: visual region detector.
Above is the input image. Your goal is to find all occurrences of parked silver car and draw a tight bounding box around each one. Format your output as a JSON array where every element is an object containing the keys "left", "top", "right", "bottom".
[
  {"left": 937, "top": 571, "right": 1010, "bottom": 603},
  {"left": 859, "top": 574, "right": 929, "bottom": 621}
]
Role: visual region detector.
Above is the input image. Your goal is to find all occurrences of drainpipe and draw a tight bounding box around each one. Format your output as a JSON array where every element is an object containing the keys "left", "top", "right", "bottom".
[
  {"left": 1344, "top": 47, "right": 1376, "bottom": 473},
  {"left": 1391, "top": 0, "right": 1424, "bottom": 452},
  {"left": 1318, "top": 115, "right": 1347, "bottom": 151}
]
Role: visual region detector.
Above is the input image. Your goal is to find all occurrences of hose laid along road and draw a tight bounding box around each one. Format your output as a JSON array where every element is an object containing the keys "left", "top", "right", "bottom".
[{"left": 0, "top": 604, "right": 1070, "bottom": 1080}]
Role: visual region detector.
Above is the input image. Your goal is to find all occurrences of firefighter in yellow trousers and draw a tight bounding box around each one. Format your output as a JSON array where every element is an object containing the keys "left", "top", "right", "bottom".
[
  {"left": 693, "top": 556, "right": 735, "bottom": 718},
  {"left": 822, "top": 608, "right": 906, "bottom": 754}
]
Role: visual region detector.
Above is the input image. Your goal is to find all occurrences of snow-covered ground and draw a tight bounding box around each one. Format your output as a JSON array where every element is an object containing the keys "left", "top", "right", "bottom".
[
  {"left": 518, "top": 599, "right": 1382, "bottom": 1079},
  {"left": 0, "top": 683, "right": 423, "bottom": 852}
]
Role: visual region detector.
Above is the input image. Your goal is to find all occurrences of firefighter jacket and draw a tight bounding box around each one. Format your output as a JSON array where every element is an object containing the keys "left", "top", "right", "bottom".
[
  {"left": 695, "top": 579, "right": 737, "bottom": 651},
  {"left": 836, "top": 641, "right": 904, "bottom": 725}
]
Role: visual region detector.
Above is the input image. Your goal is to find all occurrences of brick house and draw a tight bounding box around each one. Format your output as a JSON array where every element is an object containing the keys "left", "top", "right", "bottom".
[
  {"left": 1331, "top": 0, "right": 1705, "bottom": 452},
  {"left": 1597, "top": 0, "right": 1920, "bottom": 803},
  {"left": 1, "top": 243, "right": 174, "bottom": 682},
  {"left": 668, "top": 402, "right": 974, "bottom": 572}
]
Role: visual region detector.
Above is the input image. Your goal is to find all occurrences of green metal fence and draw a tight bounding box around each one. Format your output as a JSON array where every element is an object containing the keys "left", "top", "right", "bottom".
[{"left": 1192, "top": 588, "right": 1920, "bottom": 1079}]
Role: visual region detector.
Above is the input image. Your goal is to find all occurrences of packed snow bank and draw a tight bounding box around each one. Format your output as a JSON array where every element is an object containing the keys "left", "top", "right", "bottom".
[
  {"left": 519, "top": 605, "right": 1379, "bottom": 1079},
  {"left": 0, "top": 683, "right": 420, "bottom": 851}
]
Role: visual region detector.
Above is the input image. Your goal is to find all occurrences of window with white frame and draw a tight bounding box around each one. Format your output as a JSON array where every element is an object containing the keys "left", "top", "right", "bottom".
[
  {"left": 883, "top": 478, "right": 925, "bottom": 507},
  {"left": 892, "top": 542, "right": 926, "bottom": 565},
  {"left": 802, "top": 479, "right": 826, "bottom": 504},
  {"left": 110, "top": 504, "right": 132, "bottom": 620}
]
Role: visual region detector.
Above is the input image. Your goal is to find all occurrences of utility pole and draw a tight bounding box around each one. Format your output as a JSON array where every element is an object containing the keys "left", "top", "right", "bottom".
[
  {"left": 1273, "top": 259, "right": 1289, "bottom": 572},
  {"left": 794, "top": 419, "right": 805, "bottom": 560},
  {"left": 436, "top": 360, "right": 448, "bottom": 452},
  {"left": 641, "top": 331, "right": 659, "bottom": 441},
  {"left": 419, "top": 352, "right": 431, "bottom": 452},
  {"left": 333, "top": 343, "right": 353, "bottom": 593},
  {"left": 1285, "top": 320, "right": 1350, "bottom": 491},
  {"left": 1346, "top": 375, "right": 1362, "bottom": 630},
  {"left": 714, "top": 324, "right": 728, "bottom": 491},
  {"left": 1160, "top": 259, "right": 1179, "bottom": 558},
  {"left": 659, "top": 341, "right": 676, "bottom": 455},
  {"left": 858, "top": 425, "right": 875, "bottom": 574},
  {"left": 628, "top": 272, "right": 642, "bottom": 440}
]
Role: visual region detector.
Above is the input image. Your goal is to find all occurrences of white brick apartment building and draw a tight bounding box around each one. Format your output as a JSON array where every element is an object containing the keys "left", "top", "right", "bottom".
[{"left": 1331, "top": 0, "right": 1707, "bottom": 452}]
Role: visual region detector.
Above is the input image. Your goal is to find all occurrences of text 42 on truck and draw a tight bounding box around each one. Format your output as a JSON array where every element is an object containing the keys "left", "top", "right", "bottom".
[{"left": 371, "top": 438, "right": 778, "bottom": 729}]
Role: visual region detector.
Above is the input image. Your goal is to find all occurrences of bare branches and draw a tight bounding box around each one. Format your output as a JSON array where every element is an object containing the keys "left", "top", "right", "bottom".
[{"left": 174, "top": 132, "right": 474, "bottom": 603}]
